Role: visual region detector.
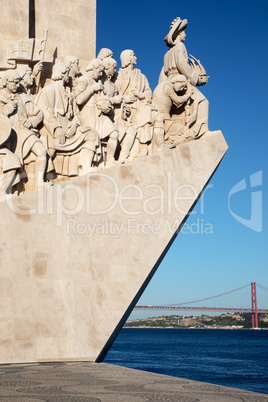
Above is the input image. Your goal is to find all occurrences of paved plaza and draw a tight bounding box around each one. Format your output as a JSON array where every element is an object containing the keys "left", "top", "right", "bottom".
[{"left": 0, "top": 362, "right": 267, "bottom": 401}]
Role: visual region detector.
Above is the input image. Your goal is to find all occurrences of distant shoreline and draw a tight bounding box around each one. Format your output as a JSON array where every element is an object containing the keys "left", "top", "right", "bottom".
[
  {"left": 124, "top": 312, "right": 268, "bottom": 329},
  {"left": 123, "top": 326, "right": 267, "bottom": 330}
]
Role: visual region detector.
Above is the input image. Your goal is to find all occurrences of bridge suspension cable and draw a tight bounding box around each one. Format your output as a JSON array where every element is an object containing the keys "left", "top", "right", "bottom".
[{"left": 134, "top": 282, "right": 268, "bottom": 328}]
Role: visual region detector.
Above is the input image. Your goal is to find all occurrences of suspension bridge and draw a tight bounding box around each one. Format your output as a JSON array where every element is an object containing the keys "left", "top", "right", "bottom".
[{"left": 135, "top": 282, "right": 268, "bottom": 328}]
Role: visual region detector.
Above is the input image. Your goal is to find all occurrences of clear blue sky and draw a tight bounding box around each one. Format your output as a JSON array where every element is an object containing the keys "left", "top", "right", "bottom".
[{"left": 97, "top": 0, "right": 268, "bottom": 319}]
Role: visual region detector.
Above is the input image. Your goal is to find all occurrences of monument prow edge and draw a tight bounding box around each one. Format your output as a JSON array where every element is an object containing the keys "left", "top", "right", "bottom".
[{"left": 96, "top": 130, "right": 228, "bottom": 362}]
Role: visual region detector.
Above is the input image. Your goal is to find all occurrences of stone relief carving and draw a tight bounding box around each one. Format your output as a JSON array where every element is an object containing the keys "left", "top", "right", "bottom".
[{"left": 0, "top": 17, "right": 217, "bottom": 198}]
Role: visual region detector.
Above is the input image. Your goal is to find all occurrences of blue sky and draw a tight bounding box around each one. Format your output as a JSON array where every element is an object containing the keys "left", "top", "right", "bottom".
[{"left": 97, "top": 0, "right": 268, "bottom": 319}]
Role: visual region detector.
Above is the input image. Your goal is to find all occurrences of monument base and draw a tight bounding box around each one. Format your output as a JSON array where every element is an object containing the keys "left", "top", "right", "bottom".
[{"left": 0, "top": 130, "right": 227, "bottom": 364}]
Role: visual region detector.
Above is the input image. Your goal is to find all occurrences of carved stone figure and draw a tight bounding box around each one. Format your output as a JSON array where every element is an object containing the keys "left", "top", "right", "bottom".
[
  {"left": 75, "top": 58, "right": 119, "bottom": 168},
  {"left": 102, "top": 58, "right": 121, "bottom": 102},
  {"left": 64, "top": 55, "right": 81, "bottom": 92},
  {"left": 101, "top": 57, "right": 135, "bottom": 163},
  {"left": 115, "top": 50, "right": 155, "bottom": 158},
  {"left": 153, "top": 74, "right": 196, "bottom": 144},
  {"left": 0, "top": 112, "right": 21, "bottom": 197},
  {"left": 36, "top": 62, "right": 99, "bottom": 176},
  {"left": 17, "top": 66, "right": 35, "bottom": 96},
  {"left": 97, "top": 48, "right": 113, "bottom": 61},
  {"left": 160, "top": 17, "right": 209, "bottom": 138},
  {"left": 0, "top": 70, "right": 50, "bottom": 188},
  {"left": 17, "top": 64, "right": 43, "bottom": 97}
]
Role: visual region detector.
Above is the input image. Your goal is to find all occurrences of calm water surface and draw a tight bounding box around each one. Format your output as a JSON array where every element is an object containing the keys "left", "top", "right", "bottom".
[{"left": 104, "top": 328, "right": 268, "bottom": 394}]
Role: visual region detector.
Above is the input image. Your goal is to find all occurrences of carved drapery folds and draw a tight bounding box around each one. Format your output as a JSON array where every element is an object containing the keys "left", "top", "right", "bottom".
[{"left": 0, "top": 17, "right": 216, "bottom": 199}]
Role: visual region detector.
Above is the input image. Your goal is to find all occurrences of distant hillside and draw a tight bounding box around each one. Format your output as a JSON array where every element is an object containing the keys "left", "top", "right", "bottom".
[{"left": 125, "top": 313, "right": 268, "bottom": 329}]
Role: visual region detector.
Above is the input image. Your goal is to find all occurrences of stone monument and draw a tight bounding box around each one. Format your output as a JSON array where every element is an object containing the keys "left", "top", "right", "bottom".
[{"left": 0, "top": 4, "right": 227, "bottom": 363}]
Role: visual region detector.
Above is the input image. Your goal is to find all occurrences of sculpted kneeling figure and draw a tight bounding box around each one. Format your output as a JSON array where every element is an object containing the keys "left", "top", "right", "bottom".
[
  {"left": 0, "top": 70, "right": 51, "bottom": 188},
  {"left": 36, "top": 63, "right": 99, "bottom": 176},
  {"left": 153, "top": 74, "right": 197, "bottom": 144}
]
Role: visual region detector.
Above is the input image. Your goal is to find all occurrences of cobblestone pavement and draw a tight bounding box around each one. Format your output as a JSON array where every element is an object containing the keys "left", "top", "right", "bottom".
[{"left": 0, "top": 362, "right": 267, "bottom": 401}]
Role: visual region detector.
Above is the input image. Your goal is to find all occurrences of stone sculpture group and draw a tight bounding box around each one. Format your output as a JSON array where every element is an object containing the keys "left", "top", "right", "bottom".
[{"left": 0, "top": 17, "right": 211, "bottom": 198}]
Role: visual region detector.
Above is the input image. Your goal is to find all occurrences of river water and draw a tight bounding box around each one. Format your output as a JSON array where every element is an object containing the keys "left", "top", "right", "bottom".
[{"left": 104, "top": 328, "right": 268, "bottom": 394}]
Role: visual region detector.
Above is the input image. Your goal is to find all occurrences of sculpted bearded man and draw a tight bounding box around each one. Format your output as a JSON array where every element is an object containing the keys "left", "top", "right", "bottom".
[
  {"left": 17, "top": 61, "right": 43, "bottom": 97},
  {"left": 160, "top": 17, "right": 209, "bottom": 139},
  {"left": 36, "top": 62, "right": 99, "bottom": 177},
  {"left": 64, "top": 55, "right": 81, "bottom": 92}
]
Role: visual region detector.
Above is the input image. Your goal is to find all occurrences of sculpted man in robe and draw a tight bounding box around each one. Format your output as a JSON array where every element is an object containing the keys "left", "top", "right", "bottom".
[
  {"left": 102, "top": 57, "right": 121, "bottom": 107},
  {"left": 0, "top": 70, "right": 51, "bottom": 188},
  {"left": 75, "top": 58, "right": 119, "bottom": 168},
  {"left": 153, "top": 74, "right": 196, "bottom": 145},
  {"left": 115, "top": 50, "right": 155, "bottom": 158},
  {"left": 36, "top": 62, "right": 99, "bottom": 177},
  {"left": 159, "top": 17, "right": 209, "bottom": 139},
  {"left": 102, "top": 57, "right": 136, "bottom": 163}
]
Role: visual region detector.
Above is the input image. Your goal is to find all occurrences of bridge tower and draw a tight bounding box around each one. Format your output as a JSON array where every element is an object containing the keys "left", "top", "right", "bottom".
[{"left": 251, "top": 282, "right": 258, "bottom": 328}]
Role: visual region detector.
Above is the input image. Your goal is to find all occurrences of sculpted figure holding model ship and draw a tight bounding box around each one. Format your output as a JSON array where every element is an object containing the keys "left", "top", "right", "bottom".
[{"left": 159, "top": 17, "right": 210, "bottom": 143}]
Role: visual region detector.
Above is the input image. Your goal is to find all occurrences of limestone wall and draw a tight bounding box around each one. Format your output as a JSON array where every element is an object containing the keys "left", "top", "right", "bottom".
[
  {"left": 35, "top": 0, "right": 96, "bottom": 67},
  {"left": 0, "top": 0, "right": 96, "bottom": 69}
]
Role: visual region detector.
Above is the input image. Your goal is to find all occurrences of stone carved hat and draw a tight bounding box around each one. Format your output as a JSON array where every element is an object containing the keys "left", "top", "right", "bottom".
[
  {"left": 17, "top": 65, "right": 32, "bottom": 79},
  {"left": 1, "top": 70, "right": 21, "bottom": 87},
  {"left": 164, "top": 17, "right": 188, "bottom": 48}
]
